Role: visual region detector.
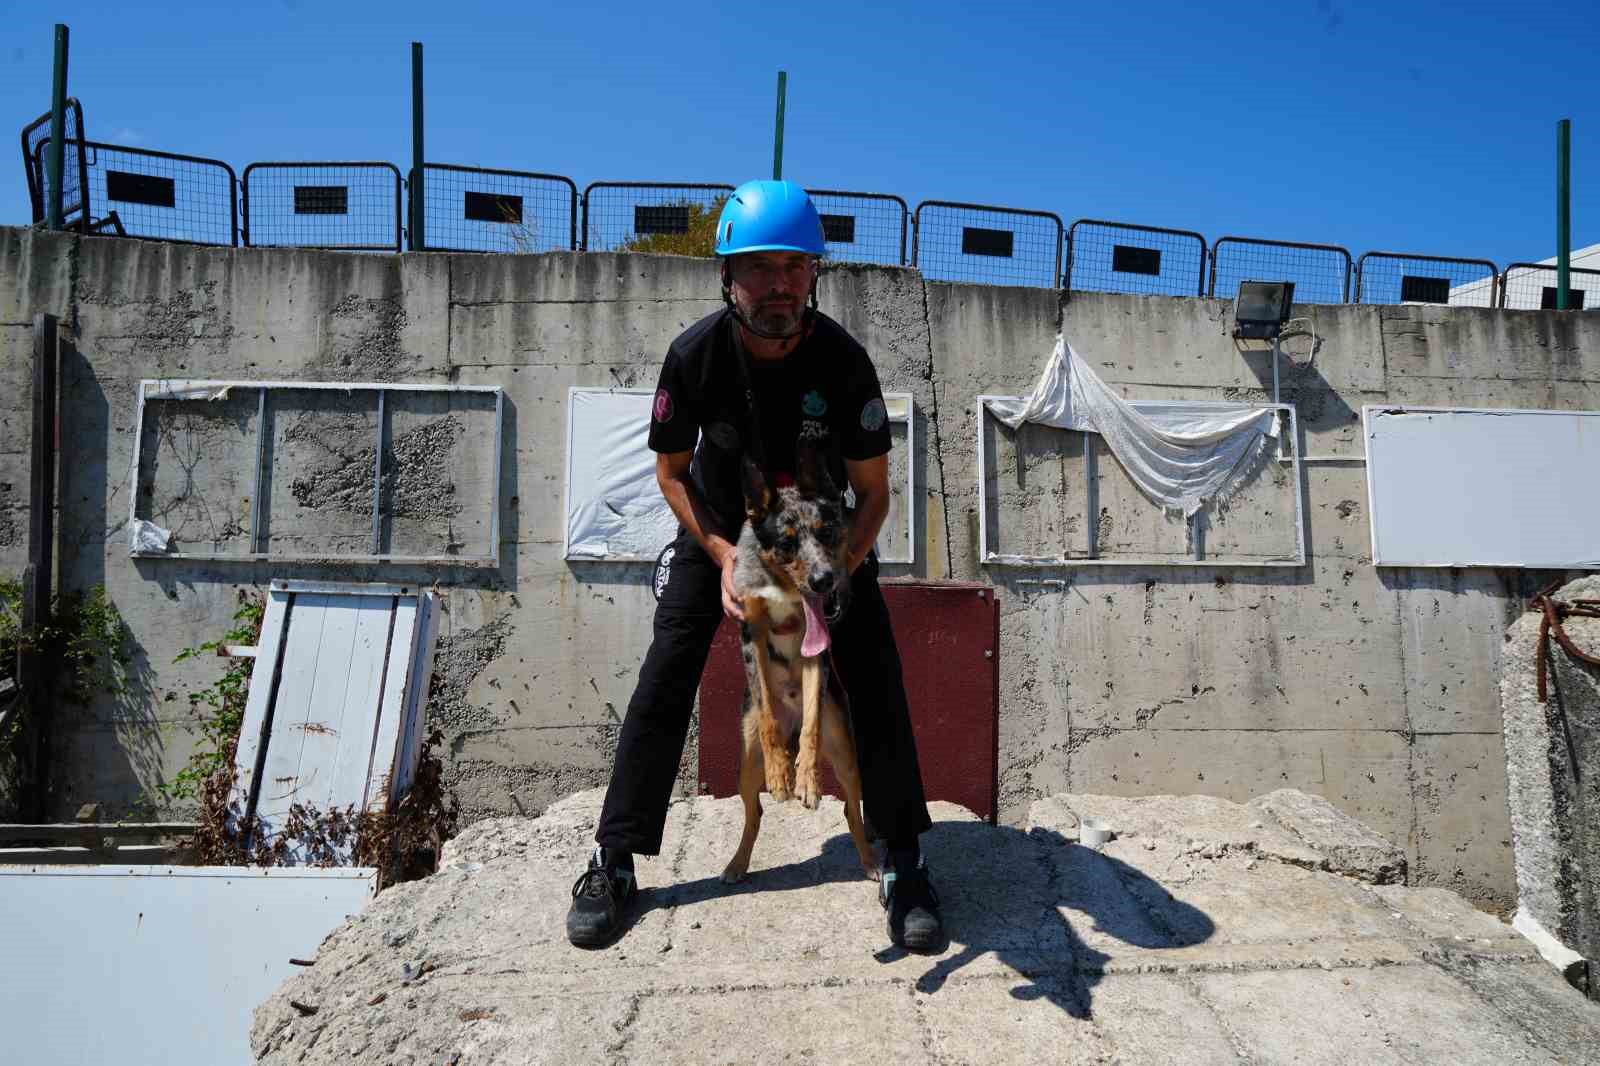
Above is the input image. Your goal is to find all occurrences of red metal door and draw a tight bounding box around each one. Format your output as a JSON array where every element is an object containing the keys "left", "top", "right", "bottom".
[{"left": 697, "top": 581, "right": 999, "bottom": 822}]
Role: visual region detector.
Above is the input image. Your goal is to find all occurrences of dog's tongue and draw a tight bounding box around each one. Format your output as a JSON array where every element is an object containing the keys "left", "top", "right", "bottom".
[{"left": 801, "top": 593, "right": 831, "bottom": 657}]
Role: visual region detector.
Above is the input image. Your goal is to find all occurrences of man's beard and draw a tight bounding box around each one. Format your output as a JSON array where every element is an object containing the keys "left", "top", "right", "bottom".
[{"left": 748, "top": 299, "right": 802, "bottom": 335}]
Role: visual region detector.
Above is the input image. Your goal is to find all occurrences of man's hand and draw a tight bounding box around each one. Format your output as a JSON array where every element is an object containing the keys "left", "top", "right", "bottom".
[{"left": 720, "top": 552, "right": 745, "bottom": 621}]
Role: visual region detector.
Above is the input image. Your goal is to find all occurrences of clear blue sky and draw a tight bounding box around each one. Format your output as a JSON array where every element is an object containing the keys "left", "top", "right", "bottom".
[{"left": 7, "top": 0, "right": 1597, "bottom": 267}]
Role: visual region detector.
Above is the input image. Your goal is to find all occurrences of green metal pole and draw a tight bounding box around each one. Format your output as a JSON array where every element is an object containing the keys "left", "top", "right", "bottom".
[
  {"left": 1557, "top": 118, "right": 1571, "bottom": 310},
  {"left": 772, "top": 71, "right": 787, "bottom": 180},
  {"left": 45, "top": 24, "right": 69, "bottom": 231},
  {"left": 411, "top": 42, "right": 424, "bottom": 251}
]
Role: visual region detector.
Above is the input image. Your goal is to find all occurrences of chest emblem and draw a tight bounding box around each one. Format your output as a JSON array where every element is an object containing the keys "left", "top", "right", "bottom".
[{"left": 801, "top": 390, "right": 828, "bottom": 417}]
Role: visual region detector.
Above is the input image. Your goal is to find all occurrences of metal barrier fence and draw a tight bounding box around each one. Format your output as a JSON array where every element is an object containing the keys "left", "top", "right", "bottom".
[
  {"left": 21, "top": 98, "right": 86, "bottom": 225},
  {"left": 1498, "top": 262, "right": 1600, "bottom": 311},
  {"left": 1066, "top": 220, "right": 1206, "bottom": 297},
  {"left": 37, "top": 138, "right": 237, "bottom": 246},
  {"left": 241, "top": 161, "right": 403, "bottom": 251},
  {"left": 581, "top": 182, "right": 734, "bottom": 252},
  {"left": 912, "top": 201, "right": 1063, "bottom": 288},
  {"left": 413, "top": 163, "right": 577, "bottom": 253},
  {"left": 1355, "top": 251, "right": 1500, "bottom": 307},
  {"left": 1209, "top": 236, "right": 1351, "bottom": 305},
  {"left": 807, "top": 189, "right": 908, "bottom": 266},
  {"left": 23, "top": 114, "right": 1598, "bottom": 315}
]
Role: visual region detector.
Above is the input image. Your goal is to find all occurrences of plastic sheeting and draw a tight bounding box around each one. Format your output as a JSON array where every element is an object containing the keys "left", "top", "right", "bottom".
[
  {"left": 564, "top": 390, "right": 678, "bottom": 561},
  {"left": 989, "top": 335, "right": 1279, "bottom": 517},
  {"left": 128, "top": 517, "right": 172, "bottom": 553}
]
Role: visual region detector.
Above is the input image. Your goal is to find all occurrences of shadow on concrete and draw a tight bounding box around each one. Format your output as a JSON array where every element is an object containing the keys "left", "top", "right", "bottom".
[
  {"left": 630, "top": 819, "right": 1213, "bottom": 1021},
  {"left": 895, "top": 822, "right": 1213, "bottom": 1019}
]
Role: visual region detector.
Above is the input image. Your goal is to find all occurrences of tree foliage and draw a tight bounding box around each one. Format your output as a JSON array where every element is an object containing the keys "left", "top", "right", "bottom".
[{"left": 616, "top": 197, "right": 727, "bottom": 258}]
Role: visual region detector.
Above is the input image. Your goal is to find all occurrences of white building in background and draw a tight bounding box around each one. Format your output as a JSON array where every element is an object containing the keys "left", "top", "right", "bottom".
[{"left": 1452, "top": 241, "right": 1600, "bottom": 308}]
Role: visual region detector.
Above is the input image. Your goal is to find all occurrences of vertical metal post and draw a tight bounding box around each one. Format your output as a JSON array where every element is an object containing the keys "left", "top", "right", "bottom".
[
  {"left": 45, "top": 24, "right": 70, "bottom": 230},
  {"left": 372, "top": 390, "right": 385, "bottom": 555},
  {"left": 28, "top": 314, "right": 58, "bottom": 628},
  {"left": 1557, "top": 118, "right": 1571, "bottom": 310},
  {"left": 411, "top": 42, "right": 425, "bottom": 251},
  {"left": 24, "top": 313, "right": 59, "bottom": 821},
  {"left": 772, "top": 71, "right": 787, "bottom": 180}
]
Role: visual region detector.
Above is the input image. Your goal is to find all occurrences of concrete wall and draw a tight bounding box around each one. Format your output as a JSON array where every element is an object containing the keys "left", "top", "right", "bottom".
[{"left": 5, "top": 226, "right": 1598, "bottom": 909}]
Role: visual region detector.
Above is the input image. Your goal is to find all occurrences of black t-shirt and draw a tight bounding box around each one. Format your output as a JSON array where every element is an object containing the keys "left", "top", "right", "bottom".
[{"left": 647, "top": 308, "right": 892, "bottom": 540}]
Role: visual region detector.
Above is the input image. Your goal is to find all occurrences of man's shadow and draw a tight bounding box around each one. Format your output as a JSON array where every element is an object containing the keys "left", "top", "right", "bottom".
[{"left": 630, "top": 817, "right": 1213, "bottom": 1021}]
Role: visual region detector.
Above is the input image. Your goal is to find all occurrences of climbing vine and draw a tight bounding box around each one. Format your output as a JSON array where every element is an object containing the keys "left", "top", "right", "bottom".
[{"left": 0, "top": 578, "right": 129, "bottom": 751}]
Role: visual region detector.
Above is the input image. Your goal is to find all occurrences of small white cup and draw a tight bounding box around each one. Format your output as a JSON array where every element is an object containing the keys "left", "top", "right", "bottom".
[{"left": 1078, "top": 817, "right": 1113, "bottom": 847}]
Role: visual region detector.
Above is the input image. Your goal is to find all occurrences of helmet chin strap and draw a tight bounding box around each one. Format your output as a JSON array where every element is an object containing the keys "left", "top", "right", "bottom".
[{"left": 721, "top": 263, "right": 819, "bottom": 343}]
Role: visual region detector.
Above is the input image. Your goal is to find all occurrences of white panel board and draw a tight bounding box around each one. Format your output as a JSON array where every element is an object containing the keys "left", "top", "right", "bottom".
[
  {"left": 563, "top": 387, "right": 916, "bottom": 563},
  {"left": 231, "top": 582, "right": 438, "bottom": 859},
  {"left": 564, "top": 389, "right": 680, "bottom": 561},
  {"left": 1364, "top": 405, "right": 1600, "bottom": 568},
  {"left": 0, "top": 865, "right": 373, "bottom": 1066}
]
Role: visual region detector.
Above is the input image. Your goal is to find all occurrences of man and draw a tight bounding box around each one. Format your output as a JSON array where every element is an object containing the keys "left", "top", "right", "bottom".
[{"left": 566, "top": 180, "right": 943, "bottom": 952}]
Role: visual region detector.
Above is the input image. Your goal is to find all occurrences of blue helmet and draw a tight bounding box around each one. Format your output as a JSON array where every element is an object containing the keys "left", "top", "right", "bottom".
[{"left": 714, "top": 180, "right": 825, "bottom": 257}]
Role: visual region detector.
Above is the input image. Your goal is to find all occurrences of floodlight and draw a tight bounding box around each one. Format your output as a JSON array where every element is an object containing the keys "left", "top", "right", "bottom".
[{"left": 1234, "top": 281, "right": 1295, "bottom": 341}]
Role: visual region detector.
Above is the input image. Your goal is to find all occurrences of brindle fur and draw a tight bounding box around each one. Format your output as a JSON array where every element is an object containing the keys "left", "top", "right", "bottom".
[{"left": 719, "top": 444, "right": 878, "bottom": 885}]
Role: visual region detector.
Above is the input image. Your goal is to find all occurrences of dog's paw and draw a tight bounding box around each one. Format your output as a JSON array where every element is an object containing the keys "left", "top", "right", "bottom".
[
  {"left": 720, "top": 863, "right": 748, "bottom": 884},
  {"left": 765, "top": 762, "right": 794, "bottom": 802},
  {"left": 797, "top": 771, "right": 822, "bottom": 810}
]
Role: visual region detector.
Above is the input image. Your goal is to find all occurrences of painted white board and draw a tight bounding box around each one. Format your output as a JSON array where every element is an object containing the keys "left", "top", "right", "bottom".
[
  {"left": 564, "top": 389, "right": 680, "bottom": 562},
  {"left": 563, "top": 387, "right": 916, "bottom": 563},
  {"left": 0, "top": 865, "right": 373, "bottom": 1066},
  {"left": 1363, "top": 405, "right": 1600, "bottom": 567},
  {"left": 231, "top": 581, "right": 442, "bottom": 860}
]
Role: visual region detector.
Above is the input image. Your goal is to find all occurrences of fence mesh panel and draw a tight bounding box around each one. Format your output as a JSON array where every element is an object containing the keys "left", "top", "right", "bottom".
[
  {"left": 243, "top": 162, "right": 401, "bottom": 250},
  {"left": 1498, "top": 263, "right": 1600, "bottom": 311},
  {"left": 22, "top": 99, "right": 85, "bottom": 223},
  {"left": 1066, "top": 220, "right": 1205, "bottom": 297},
  {"left": 418, "top": 164, "right": 577, "bottom": 252},
  {"left": 1209, "top": 238, "right": 1350, "bottom": 305},
  {"left": 582, "top": 183, "right": 733, "bottom": 252},
  {"left": 38, "top": 140, "right": 237, "bottom": 245},
  {"left": 913, "top": 202, "right": 1062, "bottom": 288},
  {"left": 1355, "top": 253, "right": 1498, "bottom": 307},
  {"left": 807, "top": 190, "right": 907, "bottom": 266}
]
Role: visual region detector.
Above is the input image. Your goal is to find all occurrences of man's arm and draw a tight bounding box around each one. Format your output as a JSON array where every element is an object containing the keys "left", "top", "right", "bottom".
[
  {"left": 843, "top": 453, "right": 890, "bottom": 573},
  {"left": 656, "top": 450, "right": 746, "bottom": 619}
]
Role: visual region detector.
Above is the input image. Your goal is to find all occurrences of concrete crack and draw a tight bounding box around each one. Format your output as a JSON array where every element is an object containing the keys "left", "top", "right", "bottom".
[
  {"left": 915, "top": 276, "right": 954, "bottom": 577},
  {"left": 1390, "top": 588, "right": 1423, "bottom": 880},
  {"left": 1134, "top": 686, "right": 1216, "bottom": 726},
  {"left": 605, "top": 990, "right": 646, "bottom": 1060},
  {"left": 657, "top": 795, "right": 702, "bottom": 951}
]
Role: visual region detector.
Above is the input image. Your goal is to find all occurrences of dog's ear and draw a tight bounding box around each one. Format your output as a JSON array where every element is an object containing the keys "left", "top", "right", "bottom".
[
  {"left": 741, "top": 455, "right": 771, "bottom": 524},
  {"left": 794, "top": 440, "right": 836, "bottom": 499}
]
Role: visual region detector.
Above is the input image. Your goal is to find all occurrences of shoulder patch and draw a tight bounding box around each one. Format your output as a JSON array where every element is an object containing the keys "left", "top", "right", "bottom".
[
  {"left": 860, "top": 397, "right": 887, "bottom": 432},
  {"left": 653, "top": 388, "right": 674, "bottom": 423}
]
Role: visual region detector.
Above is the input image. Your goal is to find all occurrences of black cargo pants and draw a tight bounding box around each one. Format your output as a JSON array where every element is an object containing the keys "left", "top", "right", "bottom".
[{"left": 596, "top": 532, "right": 933, "bottom": 855}]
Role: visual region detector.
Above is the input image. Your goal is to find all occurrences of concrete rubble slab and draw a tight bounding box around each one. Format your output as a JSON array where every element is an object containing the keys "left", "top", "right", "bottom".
[
  {"left": 252, "top": 787, "right": 1599, "bottom": 1064},
  {"left": 1248, "top": 787, "right": 1408, "bottom": 883}
]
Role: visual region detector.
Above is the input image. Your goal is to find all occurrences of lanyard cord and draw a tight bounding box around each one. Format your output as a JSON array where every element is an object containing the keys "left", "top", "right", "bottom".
[{"left": 727, "top": 311, "right": 772, "bottom": 473}]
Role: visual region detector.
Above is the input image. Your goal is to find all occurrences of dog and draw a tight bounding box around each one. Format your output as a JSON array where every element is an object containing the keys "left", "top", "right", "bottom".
[{"left": 719, "top": 444, "right": 878, "bottom": 885}]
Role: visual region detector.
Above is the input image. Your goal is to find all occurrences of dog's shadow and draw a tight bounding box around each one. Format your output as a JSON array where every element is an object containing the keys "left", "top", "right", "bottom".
[{"left": 631, "top": 818, "right": 1213, "bottom": 1020}]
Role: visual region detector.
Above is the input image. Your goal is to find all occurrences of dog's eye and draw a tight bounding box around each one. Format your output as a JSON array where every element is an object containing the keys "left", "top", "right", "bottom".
[
  {"left": 813, "top": 525, "right": 837, "bottom": 548},
  {"left": 776, "top": 533, "right": 798, "bottom": 553}
]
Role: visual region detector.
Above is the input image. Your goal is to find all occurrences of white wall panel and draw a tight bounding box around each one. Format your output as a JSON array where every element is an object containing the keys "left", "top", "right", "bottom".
[{"left": 1364, "top": 405, "right": 1600, "bottom": 567}]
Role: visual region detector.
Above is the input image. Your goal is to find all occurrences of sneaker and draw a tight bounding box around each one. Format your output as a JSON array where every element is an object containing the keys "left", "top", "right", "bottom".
[
  {"left": 566, "top": 847, "right": 637, "bottom": 947},
  {"left": 880, "top": 857, "right": 944, "bottom": 952}
]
